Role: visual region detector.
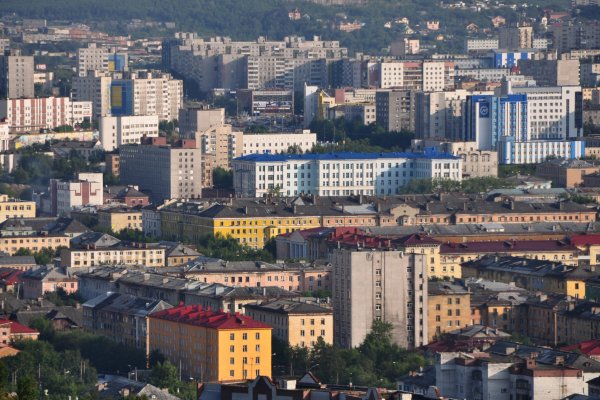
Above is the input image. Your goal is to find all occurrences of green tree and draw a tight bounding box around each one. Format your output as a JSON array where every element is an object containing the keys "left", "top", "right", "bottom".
[
  {"left": 16, "top": 376, "right": 38, "bottom": 400},
  {"left": 150, "top": 361, "right": 178, "bottom": 390},
  {"left": 213, "top": 167, "right": 233, "bottom": 189}
]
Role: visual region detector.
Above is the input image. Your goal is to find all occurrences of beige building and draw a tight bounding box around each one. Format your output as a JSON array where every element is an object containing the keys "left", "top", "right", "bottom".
[
  {"left": 242, "top": 130, "right": 317, "bottom": 156},
  {"left": 536, "top": 159, "right": 600, "bottom": 188},
  {"left": 245, "top": 300, "right": 333, "bottom": 348},
  {"left": 427, "top": 281, "right": 472, "bottom": 343},
  {"left": 120, "top": 137, "right": 205, "bottom": 203},
  {"left": 412, "top": 139, "right": 498, "bottom": 178},
  {"left": 518, "top": 57, "right": 581, "bottom": 87},
  {"left": 72, "top": 70, "right": 112, "bottom": 118},
  {"left": 99, "top": 115, "right": 159, "bottom": 151},
  {"left": 179, "top": 106, "right": 226, "bottom": 136},
  {"left": 60, "top": 244, "right": 165, "bottom": 268},
  {"left": 0, "top": 195, "right": 35, "bottom": 222},
  {"left": 499, "top": 24, "right": 533, "bottom": 50},
  {"left": 77, "top": 43, "right": 108, "bottom": 77},
  {"left": 97, "top": 207, "right": 143, "bottom": 232},
  {"left": 0, "top": 97, "right": 92, "bottom": 133},
  {"left": 332, "top": 247, "right": 427, "bottom": 349},
  {"left": 0, "top": 49, "right": 34, "bottom": 99}
]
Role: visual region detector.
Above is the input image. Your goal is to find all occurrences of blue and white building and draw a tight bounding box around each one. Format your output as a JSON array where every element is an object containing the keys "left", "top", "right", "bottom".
[
  {"left": 232, "top": 151, "right": 462, "bottom": 197},
  {"left": 465, "top": 85, "right": 584, "bottom": 164}
]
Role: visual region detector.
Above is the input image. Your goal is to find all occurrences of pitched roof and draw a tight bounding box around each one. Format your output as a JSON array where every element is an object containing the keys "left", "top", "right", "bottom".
[
  {"left": 0, "top": 318, "right": 38, "bottom": 334},
  {"left": 440, "top": 239, "right": 576, "bottom": 255},
  {"left": 150, "top": 304, "right": 271, "bottom": 330},
  {"left": 562, "top": 340, "right": 600, "bottom": 356},
  {"left": 571, "top": 234, "right": 600, "bottom": 247},
  {"left": 244, "top": 299, "right": 332, "bottom": 315}
]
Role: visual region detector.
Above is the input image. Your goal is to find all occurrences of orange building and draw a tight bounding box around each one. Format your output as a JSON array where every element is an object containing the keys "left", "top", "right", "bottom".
[
  {"left": 148, "top": 305, "right": 272, "bottom": 382},
  {"left": 0, "top": 319, "right": 39, "bottom": 344}
]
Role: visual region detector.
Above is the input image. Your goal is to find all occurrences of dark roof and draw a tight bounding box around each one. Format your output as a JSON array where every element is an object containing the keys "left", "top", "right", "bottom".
[
  {"left": 440, "top": 239, "right": 576, "bottom": 254},
  {"left": 462, "top": 255, "right": 593, "bottom": 280},
  {"left": 83, "top": 292, "right": 172, "bottom": 316},
  {"left": 0, "top": 256, "right": 36, "bottom": 266},
  {"left": 244, "top": 299, "right": 332, "bottom": 315},
  {"left": 428, "top": 281, "right": 469, "bottom": 296}
]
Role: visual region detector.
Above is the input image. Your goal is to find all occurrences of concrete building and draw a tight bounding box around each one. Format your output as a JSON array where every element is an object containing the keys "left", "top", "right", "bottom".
[
  {"left": 377, "top": 61, "right": 454, "bottom": 91},
  {"left": 21, "top": 266, "right": 78, "bottom": 300},
  {"left": 48, "top": 173, "right": 103, "bottom": 216},
  {"left": 0, "top": 97, "right": 92, "bottom": 133},
  {"left": 375, "top": 90, "right": 416, "bottom": 132},
  {"left": 97, "top": 207, "right": 143, "bottom": 232},
  {"left": 99, "top": 115, "right": 159, "bottom": 151},
  {"left": 427, "top": 281, "right": 471, "bottom": 343},
  {"left": 148, "top": 304, "right": 272, "bottom": 382},
  {"left": 518, "top": 57, "right": 581, "bottom": 87},
  {"left": 332, "top": 248, "right": 427, "bottom": 349},
  {"left": 72, "top": 70, "right": 112, "bottom": 118},
  {"left": 536, "top": 159, "right": 600, "bottom": 188},
  {"left": 0, "top": 195, "right": 35, "bottom": 222},
  {"left": 83, "top": 292, "right": 171, "bottom": 354},
  {"left": 242, "top": 130, "right": 317, "bottom": 156},
  {"left": 327, "top": 103, "right": 376, "bottom": 125},
  {"left": 498, "top": 24, "right": 534, "bottom": 50},
  {"left": 232, "top": 151, "right": 462, "bottom": 198},
  {"left": 467, "top": 38, "right": 500, "bottom": 51},
  {"left": 411, "top": 139, "right": 498, "bottom": 178},
  {"left": 77, "top": 43, "right": 128, "bottom": 77},
  {"left": 237, "top": 89, "right": 294, "bottom": 117},
  {"left": 245, "top": 300, "right": 333, "bottom": 348},
  {"left": 120, "top": 137, "right": 204, "bottom": 203},
  {"left": 0, "top": 49, "right": 34, "bottom": 99},
  {"left": 178, "top": 106, "right": 226, "bottom": 136},
  {"left": 551, "top": 21, "right": 600, "bottom": 53}
]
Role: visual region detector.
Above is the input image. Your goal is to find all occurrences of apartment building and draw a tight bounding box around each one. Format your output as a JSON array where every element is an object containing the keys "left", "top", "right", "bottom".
[
  {"left": 245, "top": 299, "right": 333, "bottom": 348},
  {"left": 0, "top": 49, "right": 34, "bottom": 99},
  {"left": 377, "top": 61, "right": 454, "bottom": 91},
  {"left": 48, "top": 172, "right": 103, "bottom": 216},
  {"left": 466, "top": 38, "right": 500, "bottom": 51},
  {"left": 232, "top": 151, "right": 462, "bottom": 198},
  {"left": 120, "top": 137, "right": 204, "bottom": 203},
  {"left": 332, "top": 248, "right": 428, "bottom": 349},
  {"left": 97, "top": 207, "right": 143, "bottom": 232},
  {"left": 375, "top": 90, "right": 416, "bottom": 132},
  {"left": 179, "top": 106, "right": 226, "bottom": 136},
  {"left": 83, "top": 292, "right": 171, "bottom": 354},
  {"left": 411, "top": 139, "right": 498, "bottom": 178},
  {"left": 72, "top": 70, "right": 112, "bottom": 118},
  {"left": 427, "top": 281, "right": 471, "bottom": 343},
  {"left": 0, "top": 195, "right": 35, "bottom": 222},
  {"left": 77, "top": 43, "right": 128, "bottom": 77},
  {"left": 551, "top": 21, "right": 600, "bottom": 53},
  {"left": 518, "top": 57, "right": 581, "bottom": 87},
  {"left": 99, "top": 115, "right": 159, "bottom": 151},
  {"left": 0, "top": 319, "right": 39, "bottom": 344},
  {"left": 536, "top": 159, "right": 600, "bottom": 188},
  {"left": 148, "top": 304, "right": 272, "bottom": 381},
  {"left": 21, "top": 266, "right": 78, "bottom": 300},
  {"left": 0, "top": 97, "right": 92, "bottom": 133},
  {"left": 111, "top": 70, "right": 182, "bottom": 121},
  {"left": 498, "top": 24, "right": 534, "bottom": 50},
  {"left": 242, "top": 130, "right": 317, "bottom": 156}
]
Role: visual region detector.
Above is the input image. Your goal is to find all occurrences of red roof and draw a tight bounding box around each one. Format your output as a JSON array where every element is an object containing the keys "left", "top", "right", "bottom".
[
  {"left": 561, "top": 340, "right": 600, "bottom": 356},
  {"left": 441, "top": 240, "right": 575, "bottom": 255},
  {"left": 150, "top": 305, "right": 272, "bottom": 330},
  {"left": 570, "top": 235, "right": 600, "bottom": 247},
  {"left": 0, "top": 268, "right": 23, "bottom": 285},
  {"left": 0, "top": 319, "right": 38, "bottom": 335}
]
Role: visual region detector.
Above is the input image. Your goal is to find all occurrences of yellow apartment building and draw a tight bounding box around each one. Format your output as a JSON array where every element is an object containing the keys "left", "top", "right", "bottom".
[
  {"left": 427, "top": 281, "right": 472, "bottom": 343},
  {"left": 60, "top": 244, "right": 165, "bottom": 268},
  {"left": 97, "top": 208, "right": 143, "bottom": 232},
  {"left": 148, "top": 304, "right": 272, "bottom": 382},
  {"left": 0, "top": 234, "right": 69, "bottom": 255},
  {"left": 245, "top": 299, "right": 333, "bottom": 348},
  {"left": 396, "top": 233, "right": 443, "bottom": 278},
  {"left": 0, "top": 195, "right": 35, "bottom": 221}
]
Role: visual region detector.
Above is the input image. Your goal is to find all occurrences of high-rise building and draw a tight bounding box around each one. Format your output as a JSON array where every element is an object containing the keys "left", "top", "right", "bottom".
[
  {"left": 332, "top": 248, "right": 428, "bottom": 349},
  {"left": 178, "top": 106, "right": 225, "bottom": 136},
  {"left": 72, "top": 70, "right": 112, "bottom": 118},
  {"left": 0, "top": 49, "right": 34, "bottom": 99},
  {"left": 99, "top": 115, "right": 159, "bottom": 151},
  {"left": 120, "top": 137, "right": 206, "bottom": 202},
  {"left": 77, "top": 43, "right": 128, "bottom": 77},
  {"left": 518, "top": 57, "right": 581, "bottom": 87},
  {"left": 0, "top": 97, "right": 92, "bottom": 133},
  {"left": 498, "top": 24, "right": 534, "bottom": 50},
  {"left": 375, "top": 89, "right": 416, "bottom": 132}
]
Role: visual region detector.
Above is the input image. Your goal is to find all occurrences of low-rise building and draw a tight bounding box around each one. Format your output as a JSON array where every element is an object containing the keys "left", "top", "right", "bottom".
[
  {"left": 427, "top": 281, "right": 471, "bottom": 343},
  {"left": 0, "top": 319, "right": 39, "bottom": 344},
  {"left": 99, "top": 115, "right": 160, "bottom": 152},
  {"left": 21, "top": 266, "right": 78, "bottom": 300},
  {"left": 0, "top": 195, "right": 35, "bottom": 222},
  {"left": 103, "top": 186, "right": 149, "bottom": 207},
  {"left": 148, "top": 304, "right": 272, "bottom": 382},
  {"left": 97, "top": 207, "right": 143, "bottom": 232},
  {"left": 49, "top": 172, "right": 104, "bottom": 216},
  {"left": 51, "top": 140, "right": 102, "bottom": 161},
  {"left": 245, "top": 299, "right": 333, "bottom": 347},
  {"left": 83, "top": 292, "right": 172, "bottom": 354},
  {"left": 160, "top": 242, "right": 201, "bottom": 267},
  {"left": 0, "top": 256, "right": 36, "bottom": 272},
  {"left": 536, "top": 159, "right": 600, "bottom": 188},
  {"left": 242, "top": 130, "right": 317, "bottom": 156}
]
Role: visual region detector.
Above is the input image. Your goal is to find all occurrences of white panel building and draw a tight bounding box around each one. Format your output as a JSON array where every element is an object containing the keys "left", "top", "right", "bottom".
[{"left": 99, "top": 115, "right": 159, "bottom": 151}]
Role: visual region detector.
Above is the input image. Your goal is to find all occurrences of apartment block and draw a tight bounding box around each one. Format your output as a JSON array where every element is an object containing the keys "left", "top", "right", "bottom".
[
  {"left": 551, "top": 21, "right": 600, "bottom": 53},
  {"left": 232, "top": 151, "right": 462, "bottom": 198},
  {"left": 148, "top": 304, "right": 272, "bottom": 382},
  {"left": 498, "top": 24, "right": 534, "bottom": 50},
  {"left": 83, "top": 292, "right": 171, "bottom": 354},
  {"left": 245, "top": 299, "right": 333, "bottom": 348},
  {"left": 0, "top": 97, "right": 93, "bottom": 133},
  {"left": 99, "top": 115, "right": 159, "bottom": 151},
  {"left": 21, "top": 266, "right": 78, "bottom": 300},
  {"left": 377, "top": 60, "right": 454, "bottom": 91},
  {"left": 77, "top": 43, "right": 128, "bottom": 77},
  {"left": 97, "top": 207, "right": 143, "bottom": 232},
  {"left": 48, "top": 173, "right": 103, "bottom": 216},
  {"left": 518, "top": 57, "right": 581, "bottom": 87},
  {"left": 120, "top": 137, "right": 204, "bottom": 203},
  {"left": 427, "top": 281, "right": 471, "bottom": 343},
  {"left": 179, "top": 106, "right": 225, "bottom": 136},
  {"left": 0, "top": 49, "right": 34, "bottom": 99},
  {"left": 332, "top": 248, "right": 428, "bottom": 349},
  {"left": 536, "top": 159, "right": 600, "bottom": 188},
  {"left": 242, "top": 130, "right": 317, "bottom": 156},
  {"left": 375, "top": 90, "right": 416, "bottom": 132},
  {"left": 72, "top": 70, "right": 112, "bottom": 118},
  {"left": 0, "top": 195, "right": 35, "bottom": 222}
]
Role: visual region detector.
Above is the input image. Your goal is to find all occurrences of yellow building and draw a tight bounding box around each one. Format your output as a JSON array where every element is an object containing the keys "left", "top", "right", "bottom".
[
  {"left": 97, "top": 208, "right": 143, "bottom": 233},
  {"left": 245, "top": 300, "right": 333, "bottom": 348},
  {"left": 427, "top": 281, "right": 472, "bottom": 343},
  {"left": 0, "top": 235, "right": 69, "bottom": 255},
  {"left": 148, "top": 304, "right": 272, "bottom": 382},
  {"left": 0, "top": 195, "right": 35, "bottom": 222},
  {"left": 461, "top": 255, "right": 589, "bottom": 298},
  {"left": 396, "top": 234, "right": 443, "bottom": 278},
  {"left": 160, "top": 200, "right": 322, "bottom": 248}
]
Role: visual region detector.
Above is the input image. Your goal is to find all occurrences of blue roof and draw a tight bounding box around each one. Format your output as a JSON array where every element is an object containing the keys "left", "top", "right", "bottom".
[{"left": 234, "top": 151, "right": 460, "bottom": 162}]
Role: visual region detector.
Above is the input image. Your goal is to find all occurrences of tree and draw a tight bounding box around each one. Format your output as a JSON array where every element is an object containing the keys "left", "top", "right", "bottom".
[
  {"left": 150, "top": 361, "right": 178, "bottom": 390},
  {"left": 16, "top": 376, "right": 38, "bottom": 400},
  {"left": 213, "top": 167, "right": 233, "bottom": 189}
]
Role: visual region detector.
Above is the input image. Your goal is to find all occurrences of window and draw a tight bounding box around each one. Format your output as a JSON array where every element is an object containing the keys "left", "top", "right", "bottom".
[
  {"left": 255, "top": 332, "right": 260, "bottom": 339},
  {"left": 243, "top": 357, "right": 248, "bottom": 364},
  {"left": 242, "top": 333, "right": 248, "bottom": 340},
  {"left": 230, "top": 357, "right": 234, "bottom": 365},
  {"left": 230, "top": 345, "right": 235, "bottom": 352},
  {"left": 230, "top": 333, "right": 235, "bottom": 340},
  {"left": 230, "top": 370, "right": 234, "bottom": 377},
  {"left": 242, "top": 345, "right": 247, "bottom": 352},
  {"left": 255, "top": 357, "right": 260, "bottom": 364},
  {"left": 300, "top": 330, "right": 305, "bottom": 337}
]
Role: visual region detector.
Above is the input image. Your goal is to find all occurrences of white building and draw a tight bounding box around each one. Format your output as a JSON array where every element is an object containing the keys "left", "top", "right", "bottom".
[
  {"left": 0, "top": 120, "right": 10, "bottom": 152},
  {"left": 72, "top": 71, "right": 112, "bottom": 118},
  {"left": 77, "top": 43, "right": 108, "bottom": 77},
  {"left": 232, "top": 151, "right": 462, "bottom": 197},
  {"left": 0, "top": 97, "right": 93, "bottom": 133},
  {"left": 242, "top": 130, "right": 317, "bottom": 155},
  {"left": 99, "top": 115, "right": 159, "bottom": 151},
  {"left": 49, "top": 172, "right": 103, "bottom": 216},
  {"left": 498, "top": 139, "right": 585, "bottom": 165},
  {"left": 466, "top": 38, "right": 500, "bottom": 51}
]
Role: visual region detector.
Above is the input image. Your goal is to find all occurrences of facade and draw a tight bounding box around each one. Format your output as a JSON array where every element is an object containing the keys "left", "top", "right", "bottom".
[
  {"left": 179, "top": 106, "right": 225, "bottom": 135},
  {"left": 99, "top": 115, "right": 159, "bottom": 151},
  {"left": 518, "top": 57, "right": 581, "bottom": 87},
  {"left": 0, "top": 50, "right": 34, "bottom": 99},
  {"left": 77, "top": 43, "right": 128, "bottom": 77},
  {"left": 427, "top": 281, "right": 472, "bottom": 343},
  {"left": 83, "top": 292, "right": 171, "bottom": 354},
  {"left": 49, "top": 173, "right": 103, "bottom": 216},
  {"left": 245, "top": 300, "right": 333, "bottom": 348},
  {"left": 97, "top": 207, "right": 143, "bottom": 232},
  {"left": 332, "top": 248, "right": 428, "bottom": 349},
  {"left": 375, "top": 90, "right": 416, "bottom": 132},
  {"left": 72, "top": 70, "right": 112, "bottom": 118},
  {"left": 498, "top": 24, "right": 534, "bottom": 50},
  {"left": 0, "top": 319, "right": 39, "bottom": 344},
  {"left": 0, "top": 195, "right": 35, "bottom": 222},
  {"left": 411, "top": 140, "right": 498, "bottom": 178},
  {"left": 148, "top": 304, "right": 272, "bottom": 382},
  {"left": 232, "top": 151, "right": 462, "bottom": 198},
  {"left": 60, "top": 242, "right": 165, "bottom": 269},
  {"left": 0, "top": 97, "right": 93, "bottom": 133},
  {"left": 21, "top": 266, "right": 78, "bottom": 300},
  {"left": 536, "top": 159, "right": 600, "bottom": 188},
  {"left": 120, "top": 137, "right": 204, "bottom": 203},
  {"left": 242, "top": 131, "right": 317, "bottom": 156}
]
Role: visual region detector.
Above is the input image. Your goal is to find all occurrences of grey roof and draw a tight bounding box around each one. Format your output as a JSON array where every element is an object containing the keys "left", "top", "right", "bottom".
[
  {"left": 22, "top": 266, "right": 73, "bottom": 281},
  {"left": 0, "top": 256, "right": 36, "bottom": 266},
  {"left": 16, "top": 306, "right": 83, "bottom": 328},
  {"left": 244, "top": 299, "right": 332, "bottom": 315},
  {"left": 186, "top": 283, "right": 297, "bottom": 300},
  {"left": 83, "top": 292, "right": 172, "bottom": 317},
  {"left": 428, "top": 281, "right": 469, "bottom": 296},
  {"left": 97, "top": 375, "right": 180, "bottom": 400},
  {"left": 70, "top": 232, "right": 121, "bottom": 248},
  {"left": 159, "top": 241, "right": 201, "bottom": 258},
  {"left": 448, "top": 325, "right": 511, "bottom": 339},
  {"left": 181, "top": 257, "right": 331, "bottom": 274}
]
